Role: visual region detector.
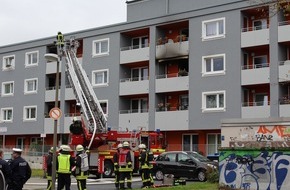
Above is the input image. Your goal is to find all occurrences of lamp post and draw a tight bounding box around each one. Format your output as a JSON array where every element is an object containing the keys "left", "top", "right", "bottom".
[{"left": 44, "top": 53, "right": 61, "bottom": 190}]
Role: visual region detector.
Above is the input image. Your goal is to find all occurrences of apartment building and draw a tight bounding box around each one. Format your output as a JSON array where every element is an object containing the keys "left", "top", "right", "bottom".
[{"left": 1, "top": 0, "right": 290, "bottom": 157}]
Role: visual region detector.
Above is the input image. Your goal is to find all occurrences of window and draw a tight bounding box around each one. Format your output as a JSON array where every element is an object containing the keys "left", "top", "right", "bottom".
[
  {"left": 202, "top": 54, "right": 225, "bottom": 76},
  {"left": 202, "top": 91, "right": 226, "bottom": 112},
  {"left": 1, "top": 81, "right": 14, "bottom": 96},
  {"left": 92, "top": 38, "right": 109, "bottom": 57},
  {"left": 253, "top": 19, "right": 267, "bottom": 30},
  {"left": 131, "top": 67, "right": 149, "bottom": 81},
  {"left": 24, "top": 78, "right": 38, "bottom": 94},
  {"left": 202, "top": 17, "right": 225, "bottom": 40},
  {"left": 131, "top": 98, "right": 148, "bottom": 113},
  {"left": 25, "top": 51, "right": 39, "bottom": 67},
  {"left": 179, "top": 95, "right": 188, "bottom": 110},
  {"left": 207, "top": 134, "right": 221, "bottom": 155},
  {"left": 23, "top": 106, "right": 37, "bottom": 121},
  {"left": 253, "top": 55, "right": 267, "bottom": 68},
  {"left": 255, "top": 93, "right": 268, "bottom": 106},
  {"left": 132, "top": 36, "right": 149, "bottom": 49},
  {"left": 92, "top": 69, "right": 108, "bottom": 86},
  {"left": 1, "top": 107, "right": 13, "bottom": 122},
  {"left": 99, "top": 100, "right": 108, "bottom": 116},
  {"left": 183, "top": 134, "right": 199, "bottom": 152},
  {"left": 2, "top": 55, "right": 15, "bottom": 70}
]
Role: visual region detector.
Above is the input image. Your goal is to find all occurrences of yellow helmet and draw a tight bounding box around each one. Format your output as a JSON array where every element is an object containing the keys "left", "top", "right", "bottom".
[
  {"left": 76, "top": 144, "right": 84, "bottom": 152},
  {"left": 123, "top": 141, "right": 129, "bottom": 147}
]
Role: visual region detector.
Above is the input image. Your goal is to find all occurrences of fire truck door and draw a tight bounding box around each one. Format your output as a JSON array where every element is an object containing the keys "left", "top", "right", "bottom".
[{"left": 141, "top": 136, "right": 149, "bottom": 149}]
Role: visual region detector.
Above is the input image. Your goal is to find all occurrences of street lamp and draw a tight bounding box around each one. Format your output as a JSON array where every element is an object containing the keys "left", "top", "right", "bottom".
[{"left": 44, "top": 53, "right": 60, "bottom": 190}]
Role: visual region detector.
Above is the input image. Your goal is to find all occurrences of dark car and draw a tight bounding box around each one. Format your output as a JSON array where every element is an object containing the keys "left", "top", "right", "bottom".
[{"left": 151, "top": 151, "right": 218, "bottom": 182}]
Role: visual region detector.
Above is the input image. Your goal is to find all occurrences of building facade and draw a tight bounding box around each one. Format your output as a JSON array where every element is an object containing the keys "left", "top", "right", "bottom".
[{"left": 1, "top": 0, "right": 290, "bottom": 157}]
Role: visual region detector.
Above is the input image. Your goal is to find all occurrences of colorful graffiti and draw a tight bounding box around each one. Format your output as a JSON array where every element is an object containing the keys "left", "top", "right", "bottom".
[{"left": 219, "top": 150, "right": 290, "bottom": 190}]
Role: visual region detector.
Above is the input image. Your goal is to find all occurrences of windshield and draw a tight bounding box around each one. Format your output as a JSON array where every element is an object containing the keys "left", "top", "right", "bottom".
[{"left": 187, "top": 152, "right": 211, "bottom": 162}]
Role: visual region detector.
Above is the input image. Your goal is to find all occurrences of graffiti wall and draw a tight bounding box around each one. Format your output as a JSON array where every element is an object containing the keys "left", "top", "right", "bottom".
[
  {"left": 219, "top": 149, "right": 290, "bottom": 190},
  {"left": 221, "top": 125, "right": 290, "bottom": 148}
]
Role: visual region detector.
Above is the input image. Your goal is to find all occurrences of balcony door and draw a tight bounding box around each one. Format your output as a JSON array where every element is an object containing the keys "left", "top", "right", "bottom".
[
  {"left": 131, "top": 98, "right": 148, "bottom": 113},
  {"left": 132, "top": 67, "right": 148, "bottom": 81}
]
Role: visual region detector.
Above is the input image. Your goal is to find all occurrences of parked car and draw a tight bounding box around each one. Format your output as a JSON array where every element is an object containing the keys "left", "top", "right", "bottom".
[{"left": 151, "top": 151, "right": 218, "bottom": 182}]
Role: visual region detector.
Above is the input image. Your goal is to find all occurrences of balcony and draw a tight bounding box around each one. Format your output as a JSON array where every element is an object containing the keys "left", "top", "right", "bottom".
[
  {"left": 45, "top": 58, "right": 82, "bottom": 74},
  {"left": 241, "top": 101, "right": 270, "bottom": 118},
  {"left": 278, "top": 20, "right": 290, "bottom": 42},
  {"left": 45, "top": 86, "right": 60, "bottom": 102},
  {"left": 119, "top": 110, "right": 149, "bottom": 131},
  {"left": 241, "top": 27, "right": 269, "bottom": 48},
  {"left": 119, "top": 77, "right": 149, "bottom": 96},
  {"left": 279, "top": 60, "right": 290, "bottom": 82},
  {"left": 155, "top": 110, "right": 188, "bottom": 131},
  {"left": 156, "top": 38, "right": 189, "bottom": 59},
  {"left": 241, "top": 64, "right": 270, "bottom": 85},
  {"left": 44, "top": 118, "right": 61, "bottom": 134},
  {"left": 64, "top": 86, "right": 76, "bottom": 100},
  {"left": 156, "top": 74, "right": 189, "bottom": 93},
  {"left": 120, "top": 45, "right": 149, "bottom": 64}
]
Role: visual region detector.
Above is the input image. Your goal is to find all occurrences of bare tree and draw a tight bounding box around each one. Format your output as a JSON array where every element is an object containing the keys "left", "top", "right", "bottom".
[{"left": 249, "top": 0, "right": 290, "bottom": 16}]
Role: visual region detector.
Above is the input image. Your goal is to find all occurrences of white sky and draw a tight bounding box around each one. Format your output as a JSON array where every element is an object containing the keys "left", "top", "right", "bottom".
[{"left": 0, "top": 0, "right": 127, "bottom": 46}]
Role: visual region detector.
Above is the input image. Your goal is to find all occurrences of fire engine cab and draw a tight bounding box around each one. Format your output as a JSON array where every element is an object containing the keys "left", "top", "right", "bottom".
[{"left": 62, "top": 37, "right": 165, "bottom": 177}]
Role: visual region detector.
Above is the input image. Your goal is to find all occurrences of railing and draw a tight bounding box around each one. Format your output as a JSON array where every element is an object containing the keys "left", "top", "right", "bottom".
[
  {"left": 241, "top": 25, "right": 269, "bottom": 32},
  {"left": 242, "top": 101, "right": 270, "bottom": 107},
  {"left": 241, "top": 63, "right": 269, "bottom": 70},
  {"left": 278, "top": 20, "right": 290, "bottom": 26},
  {"left": 156, "top": 36, "right": 188, "bottom": 45},
  {"left": 119, "top": 109, "right": 149, "bottom": 114},
  {"left": 280, "top": 96, "right": 290, "bottom": 105},
  {"left": 156, "top": 72, "right": 188, "bottom": 79},
  {"left": 45, "top": 86, "right": 61, "bottom": 90},
  {"left": 156, "top": 105, "right": 188, "bottom": 112},
  {"left": 120, "top": 43, "right": 149, "bottom": 51},
  {"left": 120, "top": 76, "right": 149, "bottom": 82}
]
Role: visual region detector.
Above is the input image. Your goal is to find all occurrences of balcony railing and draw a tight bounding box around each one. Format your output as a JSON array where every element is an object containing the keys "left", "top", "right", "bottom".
[
  {"left": 120, "top": 44, "right": 149, "bottom": 51},
  {"left": 280, "top": 96, "right": 290, "bottom": 105},
  {"left": 119, "top": 109, "right": 149, "bottom": 114},
  {"left": 156, "top": 105, "right": 188, "bottom": 112},
  {"left": 241, "top": 63, "right": 269, "bottom": 70},
  {"left": 279, "top": 20, "right": 290, "bottom": 26},
  {"left": 120, "top": 76, "right": 149, "bottom": 83},
  {"left": 156, "top": 72, "right": 188, "bottom": 79},
  {"left": 242, "top": 101, "right": 270, "bottom": 107},
  {"left": 241, "top": 25, "right": 269, "bottom": 32}
]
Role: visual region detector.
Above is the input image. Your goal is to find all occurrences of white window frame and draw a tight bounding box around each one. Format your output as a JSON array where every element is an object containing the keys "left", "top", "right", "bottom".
[
  {"left": 202, "top": 17, "right": 225, "bottom": 40},
  {"left": 132, "top": 36, "right": 149, "bottom": 49},
  {"left": 1, "top": 107, "right": 13, "bottom": 122},
  {"left": 202, "top": 90, "right": 226, "bottom": 112},
  {"left": 23, "top": 105, "right": 37, "bottom": 121},
  {"left": 25, "top": 51, "right": 39, "bottom": 67},
  {"left": 202, "top": 54, "right": 226, "bottom": 76},
  {"left": 2, "top": 55, "right": 15, "bottom": 70},
  {"left": 99, "top": 100, "right": 108, "bottom": 117},
  {"left": 92, "top": 69, "right": 109, "bottom": 87},
  {"left": 1, "top": 81, "right": 14, "bottom": 97},
  {"left": 24, "top": 78, "right": 38, "bottom": 94},
  {"left": 92, "top": 38, "right": 109, "bottom": 57}
]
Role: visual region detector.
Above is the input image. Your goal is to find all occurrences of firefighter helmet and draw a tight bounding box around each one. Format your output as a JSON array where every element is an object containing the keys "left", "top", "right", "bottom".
[
  {"left": 61, "top": 145, "right": 71, "bottom": 152},
  {"left": 76, "top": 144, "right": 84, "bottom": 152},
  {"left": 117, "top": 143, "right": 123, "bottom": 149},
  {"left": 138, "top": 144, "right": 146, "bottom": 149},
  {"left": 49, "top": 146, "right": 57, "bottom": 153},
  {"left": 123, "top": 141, "right": 129, "bottom": 147}
]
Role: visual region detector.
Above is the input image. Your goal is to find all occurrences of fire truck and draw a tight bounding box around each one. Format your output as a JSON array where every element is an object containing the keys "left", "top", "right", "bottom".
[{"left": 62, "top": 37, "right": 165, "bottom": 177}]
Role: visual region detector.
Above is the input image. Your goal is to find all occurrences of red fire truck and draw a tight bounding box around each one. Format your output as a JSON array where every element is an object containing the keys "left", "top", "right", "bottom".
[{"left": 64, "top": 38, "right": 165, "bottom": 177}]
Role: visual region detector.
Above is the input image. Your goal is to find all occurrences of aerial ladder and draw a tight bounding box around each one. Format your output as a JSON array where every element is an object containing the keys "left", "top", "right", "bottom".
[{"left": 62, "top": 38, "right": 107, "bottom": 149}]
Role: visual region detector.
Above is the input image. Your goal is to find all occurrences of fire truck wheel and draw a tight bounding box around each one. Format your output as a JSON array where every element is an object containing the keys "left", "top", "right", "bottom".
[
  {"left": 103, "top": 160, "right": 114, "bottom": 178},
  {"left": 155, "top": 170, "right": 164, "bottom": 181}
]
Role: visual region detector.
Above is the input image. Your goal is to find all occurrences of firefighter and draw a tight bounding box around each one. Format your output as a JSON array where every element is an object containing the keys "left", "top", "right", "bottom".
[
  {"left": 138, "top": 144, "right": 151, "bottom": 188},
  {"left": 46, "top": 147, "right": 58, "bottom": 190},
  {"left": 8, "top": 148, "right": 31, "bottom": 190},
  {"left": 56, "top": 32, "right": 65, "bottom": 47},
  {"left": 74, "top": 144, "right": 89, "bottom": 190},
  {"left": 56, "top": 145, "right": 75, "bottom": 190},
  {"left": 118, "top": 141, "right": 133, "bottom": 190},
  {"left": 113, "top": 143, "right": 123, "bottom": 190}
]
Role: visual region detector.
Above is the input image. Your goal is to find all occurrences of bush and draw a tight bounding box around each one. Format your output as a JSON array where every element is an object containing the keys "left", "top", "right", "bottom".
[{"left": 207, "top": 169, "right": 219, "bottom": 183}]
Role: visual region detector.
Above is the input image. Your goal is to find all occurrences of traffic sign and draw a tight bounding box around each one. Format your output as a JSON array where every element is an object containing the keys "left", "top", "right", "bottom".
[{"left": 49, "top": 107, "right": 62, "bottom": 120}]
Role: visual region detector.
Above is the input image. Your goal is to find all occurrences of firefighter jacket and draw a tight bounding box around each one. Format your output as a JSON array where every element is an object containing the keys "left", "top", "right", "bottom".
[
  {"left": 57, "top": 153, "right": 75, "bottom": 174},
  {"left": 118, "top": 148, "right": 132, "bottom": 172},
  {"left": 113, "top": 151, "right": 120, "bottom": 171},
  {"left": 46, "top": 153, "right": 53, "bottom": 177},
  {"left": 9, "top": 156, "right": 31, "bottom": 187},
  {"left": 139, "top": 150, "right": 154, "bottom": 169},
  {"left": 75, "top": 152, "right": 89, "bottom": 180}
]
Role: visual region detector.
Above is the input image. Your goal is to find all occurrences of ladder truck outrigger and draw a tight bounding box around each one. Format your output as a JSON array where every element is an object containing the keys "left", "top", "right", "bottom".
[{"left": 62, "top": 37, "right": 166, "bottom": 178}]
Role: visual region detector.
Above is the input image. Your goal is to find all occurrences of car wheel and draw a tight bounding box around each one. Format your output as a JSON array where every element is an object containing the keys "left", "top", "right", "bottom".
[
  {"left": 155, "top": 170, "right": 164, "bottom": 181},
  {"left": 197, "top": 170, "right": 206, "bottom": 182}
]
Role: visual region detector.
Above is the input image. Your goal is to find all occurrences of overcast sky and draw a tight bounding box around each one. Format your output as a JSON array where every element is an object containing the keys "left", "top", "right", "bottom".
[{"left": 0, "top": 0, "right": 127, "bottom": 46}]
